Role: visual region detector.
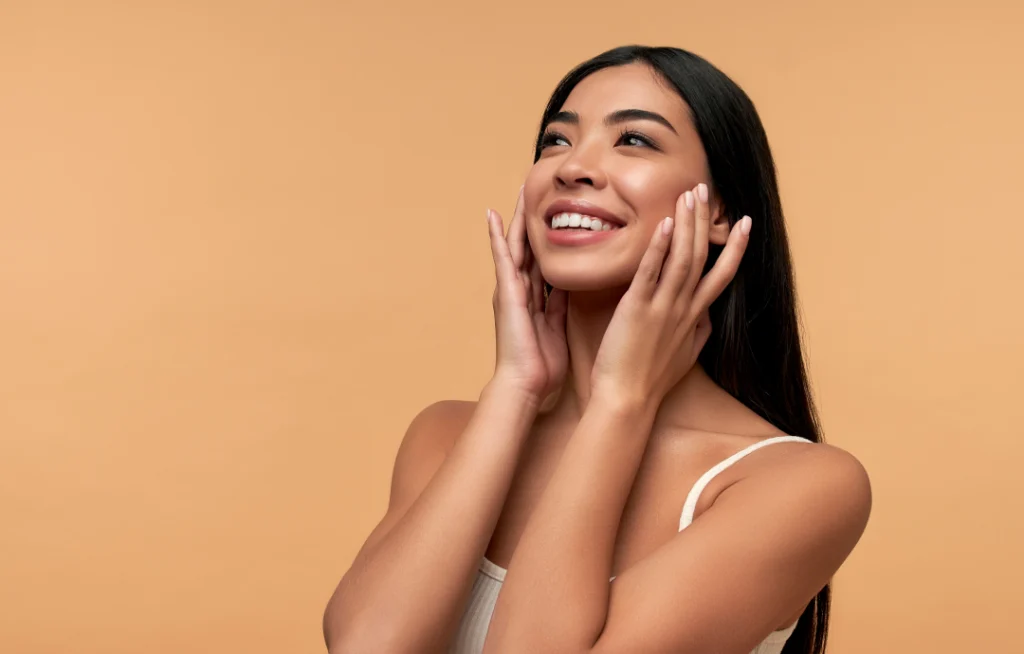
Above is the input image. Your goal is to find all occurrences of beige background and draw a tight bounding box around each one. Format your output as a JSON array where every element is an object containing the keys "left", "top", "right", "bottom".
[{"left": 2, "top": 1, "right": 1022, "bottom": 652}]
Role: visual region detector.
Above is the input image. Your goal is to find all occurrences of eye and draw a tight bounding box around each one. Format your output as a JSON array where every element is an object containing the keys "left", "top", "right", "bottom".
[
  {"left": 617, "top": 129, "right": 659, "bottom": 150},
  {"left": 539, "top": 131, "right": 570, "bottom": 149}
]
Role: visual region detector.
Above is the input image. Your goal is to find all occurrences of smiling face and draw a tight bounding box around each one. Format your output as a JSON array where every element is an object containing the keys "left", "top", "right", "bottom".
[{"left": 524, "top": 63, "right": 728, "bottom": 292}]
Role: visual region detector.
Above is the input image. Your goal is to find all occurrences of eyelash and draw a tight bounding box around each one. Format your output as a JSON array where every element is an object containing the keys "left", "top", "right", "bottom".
[
  {"left": 538, "top": 128, "right": 659, "bottom": 151},
  {"left": 617, "top": 128, "right": 658, "bottom": 149},
  {"left": 539, "top": 131, "right": 570, "bottom": 149}
]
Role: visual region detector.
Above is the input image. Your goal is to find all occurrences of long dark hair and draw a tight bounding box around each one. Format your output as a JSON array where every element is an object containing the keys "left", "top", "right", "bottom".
[{"left": 533, "top": 46, "right": 829, "bottom": 654}]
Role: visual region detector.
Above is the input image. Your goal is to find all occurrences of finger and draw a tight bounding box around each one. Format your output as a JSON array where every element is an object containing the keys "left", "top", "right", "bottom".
[
  {"left": 656, "top": 190, "right": 696, "bottom": 297},
  {"left": 629, "top": 216, "right": 675, "bottom": 299},
  {"left": 507, "top": 186, "right": 527, "bottom": 269},
  {"left": 693, "top": 215, "right": 752, "bottom": 310},
  {"left": 689, "top": 183, "right": 711, "bottom": 290},
  {"left": 488, "top": 208, "right": 518, "bottom": 290}
]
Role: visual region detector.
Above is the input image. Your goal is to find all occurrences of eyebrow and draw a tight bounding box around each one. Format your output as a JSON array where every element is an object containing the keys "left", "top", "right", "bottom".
[{"left": 547, "top": 109, "right": 678, "bottom": 134}]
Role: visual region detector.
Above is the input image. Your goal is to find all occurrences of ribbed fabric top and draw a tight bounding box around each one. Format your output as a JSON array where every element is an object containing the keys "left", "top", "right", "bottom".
[{"left": 449, "top": 435, "right": 812, "bottom": 654}]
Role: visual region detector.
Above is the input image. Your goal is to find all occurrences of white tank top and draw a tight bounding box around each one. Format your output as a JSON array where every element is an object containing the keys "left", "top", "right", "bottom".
[{"left": 449, "top": 435, "right": 812, "bottom": 654}]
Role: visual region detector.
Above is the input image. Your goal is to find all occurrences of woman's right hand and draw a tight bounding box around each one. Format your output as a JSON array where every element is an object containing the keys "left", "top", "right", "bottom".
[{"left": 486, "top": 187, "right": 568, "bottom": 405}]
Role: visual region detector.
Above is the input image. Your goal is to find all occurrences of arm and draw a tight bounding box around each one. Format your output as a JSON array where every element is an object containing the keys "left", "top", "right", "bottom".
[
  {"left": 323, "top": 383, "right": 539, "bottom": 654},
  {"left": 324, "top": 192, "right": 570, "bottom": 653},
  {"left": 485, "top": 409, "right": 871, "bottom": 654},
  {"left": 482, "top": 398, "right": 656, "bottom": 651},
  {"left": 485, "top": 185, "right": 872, "bottom": 653}
]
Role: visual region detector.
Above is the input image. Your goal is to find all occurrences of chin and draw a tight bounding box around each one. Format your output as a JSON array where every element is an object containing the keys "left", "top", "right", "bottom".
[{"left": 539, "top": 261, "right": 635, "bottom": 293}]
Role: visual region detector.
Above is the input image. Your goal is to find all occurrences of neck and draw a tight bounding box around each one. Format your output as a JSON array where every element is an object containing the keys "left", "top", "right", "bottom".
[
  {"left": 551, "top": 288, "right": 717, "bottom": 427},
  {"left": 561, "top": 287, "right": 623, "bottom": 411}
]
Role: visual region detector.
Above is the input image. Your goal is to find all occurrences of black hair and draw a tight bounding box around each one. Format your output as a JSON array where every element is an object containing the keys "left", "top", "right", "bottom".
[{"left": 534, "top": 45, "right": 829, "bottom": 654}]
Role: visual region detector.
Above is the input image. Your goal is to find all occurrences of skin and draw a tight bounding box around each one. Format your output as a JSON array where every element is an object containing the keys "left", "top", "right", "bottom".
[{"left": 323, "top": 63, "right": 871, "bottom": 654}]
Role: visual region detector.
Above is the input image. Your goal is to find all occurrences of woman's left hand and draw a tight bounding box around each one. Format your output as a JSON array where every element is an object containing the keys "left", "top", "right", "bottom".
[{"left": 590, "top": 183, "right": 751, "bottom": 409}]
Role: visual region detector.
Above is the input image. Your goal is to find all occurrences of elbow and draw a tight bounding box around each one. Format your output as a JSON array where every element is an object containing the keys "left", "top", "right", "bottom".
[
  {"left": 322, "top": 602, "right": 373, "bottom": 654},
  {"left": 323, "top": 620, "right": 384, "bottom": 654},
  {"left": 324, "top": 630, "right": 412, "bottom": 654},
  {"left": 322, "top": 602, "right": 411, "bottom": 654},
  {"left": 322, "top": 594, "right": 367, "bottom": 654}
]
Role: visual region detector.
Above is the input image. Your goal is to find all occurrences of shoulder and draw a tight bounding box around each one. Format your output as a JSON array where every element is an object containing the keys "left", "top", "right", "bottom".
[
  {"left": 595, "top": 438, "right": 870, "bottom": 653},
  {"left": 732, "top": 439, "right": 873, "bottom": 550},
  {"left": 405, "top": 400, "right": 477, "bottom": 445},
  {"left": 355, "top": 400, "right": 479, "bottom": 556},
  {"left": 397, "top": 399, "right": 477, "bottom": 463},
  {"left": 764, "top": 440, "right": 871, "bottom": 506},
  {"left": 375, "top": 400, "right": 478, "bottom": 521}
]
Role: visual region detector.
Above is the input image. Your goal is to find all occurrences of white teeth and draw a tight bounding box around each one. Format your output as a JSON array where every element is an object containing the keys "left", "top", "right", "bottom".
[{"left": 549, "top": 212, "right": 620, "bottom": 231}]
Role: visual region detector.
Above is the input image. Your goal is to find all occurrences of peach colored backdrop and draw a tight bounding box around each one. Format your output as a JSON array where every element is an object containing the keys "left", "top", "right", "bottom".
[{"left": 2, "top": 1, "right": 1022, "bottom": 652}]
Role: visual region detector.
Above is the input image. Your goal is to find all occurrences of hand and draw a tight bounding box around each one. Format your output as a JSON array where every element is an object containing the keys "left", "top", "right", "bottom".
[
  {"left": 590, "top": 183, "right": 751, "bottom": 409},
  {"left": 486, "top": 187, "right": 569, "bottom": 404}
]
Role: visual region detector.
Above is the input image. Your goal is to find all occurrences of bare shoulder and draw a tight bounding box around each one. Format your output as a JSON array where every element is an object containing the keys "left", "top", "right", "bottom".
[
  {"left": 389, "top": 399, "right": 477, "bottom": 495},
  {"left": 737, "top": 439, "right": 873, "bottom": 544},
  {"left": 758, "top": 440, "right": 871, "bottom": 499},
  {"left": 357, "top": 400, "right": 478, "bottom": 554},
  {"left": 391, "top": 401, "right": 478, "bottom": 491},
  {"left": 401, "top": 399, "right": 477, "bottom": 457}
]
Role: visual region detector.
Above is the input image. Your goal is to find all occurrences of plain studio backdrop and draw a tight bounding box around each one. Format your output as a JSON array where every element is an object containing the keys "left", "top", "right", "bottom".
[{"left": 2, "top": 1, "right": 1022, "bottom": 652}]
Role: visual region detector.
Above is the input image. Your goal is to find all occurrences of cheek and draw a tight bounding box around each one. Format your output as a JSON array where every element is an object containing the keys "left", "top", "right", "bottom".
[
  {"left": 523, "top": 162, "right": 557, "bottom": 244},
  {"left": 613, "top": 163, "right": 694, "bottom": 223},
  {"left": 523, "top": 162, "right": 552, "bottom": 206}
]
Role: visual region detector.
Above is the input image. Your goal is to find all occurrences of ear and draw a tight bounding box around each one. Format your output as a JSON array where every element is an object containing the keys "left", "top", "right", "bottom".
[{"left": 708, "top": 201, "right": 731, "bottom": 246}]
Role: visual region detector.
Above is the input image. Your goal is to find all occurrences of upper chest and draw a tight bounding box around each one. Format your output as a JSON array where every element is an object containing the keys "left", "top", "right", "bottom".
[{"left": 483, "top": 420, "right": 766, "bottom": 574}]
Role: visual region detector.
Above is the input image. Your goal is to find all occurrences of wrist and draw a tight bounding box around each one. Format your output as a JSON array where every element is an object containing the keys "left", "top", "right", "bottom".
[
  {"left": 482, "top": 375, "right": 544, "bottom": 411},
  {"left": 589, "top": 385, "right": 658, "bottom": 421}
]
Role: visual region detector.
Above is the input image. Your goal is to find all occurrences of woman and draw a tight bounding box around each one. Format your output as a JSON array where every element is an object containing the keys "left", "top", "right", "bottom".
[{"left": 323, "top": 45, "right": 871, "bottom": 654}]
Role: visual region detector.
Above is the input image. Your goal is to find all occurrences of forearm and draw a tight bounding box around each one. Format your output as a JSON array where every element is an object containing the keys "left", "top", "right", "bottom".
[
  {"left": 484, "top": 398, "right": 656, "bottom": 653},
  {"left": 326, "top": 381, "right": 538, "bottom": 653}
]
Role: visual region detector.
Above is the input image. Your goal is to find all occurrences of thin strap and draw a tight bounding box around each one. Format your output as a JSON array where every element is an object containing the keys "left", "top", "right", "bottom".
[{"left": 678, "top": 436, "right": 812, "bottom": 531}]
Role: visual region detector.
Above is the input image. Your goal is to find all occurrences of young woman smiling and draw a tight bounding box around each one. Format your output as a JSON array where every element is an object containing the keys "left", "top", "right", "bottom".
[{"left": 323, "top": 45, "right": 872, "bottom": 654}]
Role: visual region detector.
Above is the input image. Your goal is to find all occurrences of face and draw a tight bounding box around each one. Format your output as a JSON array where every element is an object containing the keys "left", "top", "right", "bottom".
[{"left": 524, "top": 63, "right": 727, "bottom": 292}]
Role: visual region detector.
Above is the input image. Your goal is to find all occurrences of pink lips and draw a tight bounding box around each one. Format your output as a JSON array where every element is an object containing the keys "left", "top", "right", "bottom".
[
  {"left": 543, "top": 199, "right": 626, "bottom": 247},
  {"left": 545, "top": 224, "right": 620, "bottom": 246}
]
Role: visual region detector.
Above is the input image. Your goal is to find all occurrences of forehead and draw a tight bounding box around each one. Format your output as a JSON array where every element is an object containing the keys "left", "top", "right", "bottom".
[{"left": 558, "top": 63, "right": 692, "bottom": 128}]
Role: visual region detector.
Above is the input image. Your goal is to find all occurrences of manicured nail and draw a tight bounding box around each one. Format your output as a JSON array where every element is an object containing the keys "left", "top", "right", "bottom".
[
  {"left": 684, "top": 191, "right": 694, "bottom": 210},
  {"left": 740, "top": 216, "right": 752, "bottom": 235},
  {"left": 697, "top": 183, "right": 708, "bottom": 203},
  {"left": 662, "top": 217, "right": 674, "bottom": 234}
]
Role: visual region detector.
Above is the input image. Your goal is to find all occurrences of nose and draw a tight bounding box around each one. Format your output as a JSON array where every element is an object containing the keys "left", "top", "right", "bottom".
[{"left": 553, "top": 142, "right": 608, "bottom": 190}]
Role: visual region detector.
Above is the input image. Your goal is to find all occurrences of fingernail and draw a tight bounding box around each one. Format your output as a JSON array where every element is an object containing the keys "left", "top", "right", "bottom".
[
  {"left": 740, "top": 216, "right": 752, "bottom": 235},
  {"left": 486, "top": 208, "right": 492, "bottom": 223},
  {"left": 697, "top": 183, "right": 708, "bottom": 203},
  {"left": 662, "top": 217, "right": 674, "bottom": 234},
  {"left": 685, "top": 191, "right": 694, "bottom": 210}
]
